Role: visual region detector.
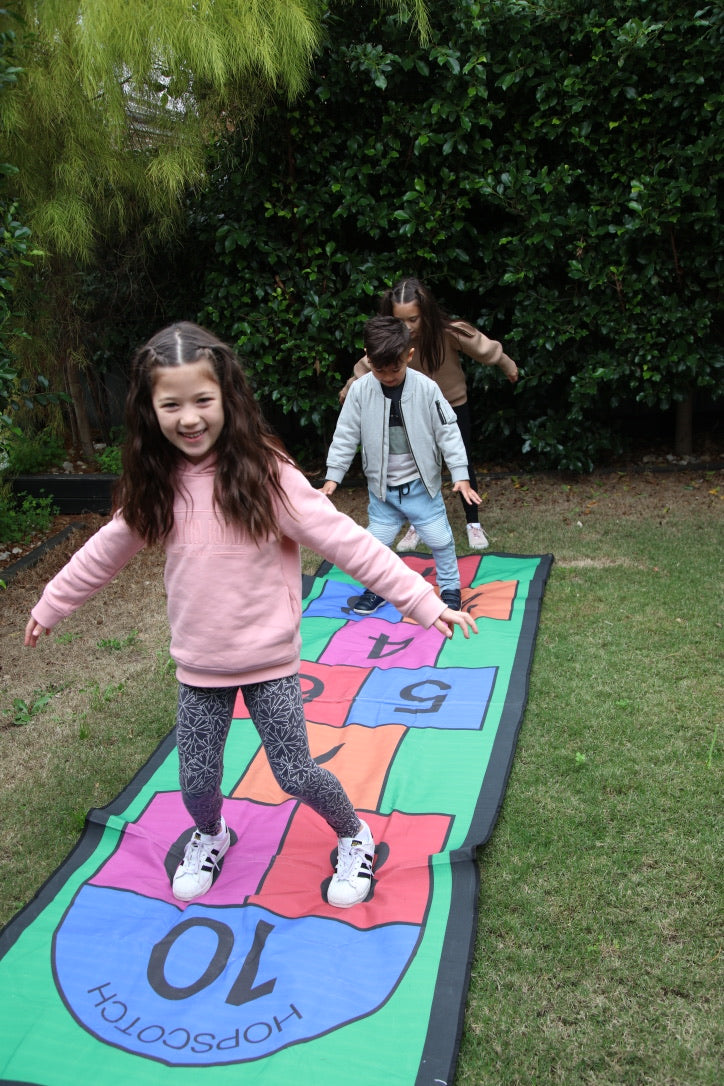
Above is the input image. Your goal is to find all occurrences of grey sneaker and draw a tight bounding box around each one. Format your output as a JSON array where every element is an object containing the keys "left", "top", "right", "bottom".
[
  {"left": 466, "top": 523, "right": 489, "bottom": 549},
  {"left": 172, "top": 817, "right": 230, "bottom": 902},
  {"left": 353, "top": 589, "right": 386, "bottom": 615},
  {"left": 440, "top": 588, "right": 462, "bottom": 611},
  {"left": 328, "top": 820, "right": 375, "bottom": 908},
  {"left": 396, "top": 525, "right": 420, "bottom": 551}
]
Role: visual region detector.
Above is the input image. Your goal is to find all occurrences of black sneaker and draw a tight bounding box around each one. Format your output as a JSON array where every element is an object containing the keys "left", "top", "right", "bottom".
[
  {"left": 353, "top": 589, "right": 386, "bottom": 615},
  {"left": 440, "top": 588, "right": 462, "bottom": 611}
]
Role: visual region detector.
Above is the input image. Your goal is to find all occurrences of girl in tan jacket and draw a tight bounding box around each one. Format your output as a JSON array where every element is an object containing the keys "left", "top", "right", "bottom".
[{"left": 341, "top": 277, "right": 518, "bottom": 550}]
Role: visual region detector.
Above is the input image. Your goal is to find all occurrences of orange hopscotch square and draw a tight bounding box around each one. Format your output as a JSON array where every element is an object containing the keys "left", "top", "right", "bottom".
[
  {"left": 232, "top": 721, "right": 408, "bottom": 810},
  {"left": 463, "top": 580, "right": 518, "bottom": 621},
  {"left": 401, "top": 579, "right": 518, "bottom": 625}
]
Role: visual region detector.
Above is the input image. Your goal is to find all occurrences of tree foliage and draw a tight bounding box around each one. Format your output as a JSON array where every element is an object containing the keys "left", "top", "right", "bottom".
[
  {"left": 0, "top": 0, "right": 428, "bottom": 260},
  {"left": 0, "top": 5, "right": 56, "bottom": 461},
  {"left": 190, "top": 0, "right": 722, "bottom": 469},
  {"left": 0, "top": 0, "right": 429, "bottom": 458},
  {"left": 1, "top": 0, "right": 316, "bottom": 258}
]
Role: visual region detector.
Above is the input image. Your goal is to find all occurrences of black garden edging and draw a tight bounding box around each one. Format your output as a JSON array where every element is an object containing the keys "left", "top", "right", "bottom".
[
  {"left": 11, "top": 458, "right": 723, "bottom": 518},
  {"left": 11, "top": 473, "right": 117, "bottom": 515},
  {"left": 1, "top": 523, "right": 87, "bottom": 583}
]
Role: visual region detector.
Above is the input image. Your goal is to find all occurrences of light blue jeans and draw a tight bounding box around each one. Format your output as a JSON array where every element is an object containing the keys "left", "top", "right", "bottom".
[{"left": 366, "top": 478, "right": 460, "bottom": 592}]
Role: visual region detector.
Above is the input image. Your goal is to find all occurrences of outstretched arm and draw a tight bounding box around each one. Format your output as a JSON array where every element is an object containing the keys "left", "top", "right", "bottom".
[
  {"left": 453, "top": 323, "right": 518, "bottom": 383},
  {"left": 22, "top": 513, "right": 146, "bottom": 647}
]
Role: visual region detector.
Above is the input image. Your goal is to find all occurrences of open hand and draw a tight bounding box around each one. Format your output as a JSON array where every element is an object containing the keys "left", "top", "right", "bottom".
[
  {"left": 24, "top": 616, "right": 50, "bottom": 647},
  {"left": 433, "top": 607, "right": 478, "bottom": 640},
  {"left": 452, "top": 480, "right": 482, "bottom": 506}
]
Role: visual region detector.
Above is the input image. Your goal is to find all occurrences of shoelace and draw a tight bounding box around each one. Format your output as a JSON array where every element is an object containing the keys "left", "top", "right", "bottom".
[
  {"left": 181, "top": 832, "right": 205, "bottom": 874},
  {"left": 467, "top": 525, "right": 488, "bottom": 545},
  {"left": 181, "top": 831, "right": 224, "bottom": 874},
  {"left": 336, "top": 839, "right": 373, "bottom": 883}
]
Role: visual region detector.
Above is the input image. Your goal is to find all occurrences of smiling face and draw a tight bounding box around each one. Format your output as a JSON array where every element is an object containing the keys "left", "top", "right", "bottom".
[
  {"left": 392, "top": 300, "right": 422, "bottom": 342},
  {"left": 151, "top": 358, "right": 225, "bottom": 462}
]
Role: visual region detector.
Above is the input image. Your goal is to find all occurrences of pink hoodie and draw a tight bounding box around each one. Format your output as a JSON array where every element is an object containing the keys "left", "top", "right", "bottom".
[{"left": 31, "top": 456, "right": 446, "bottom": 687}]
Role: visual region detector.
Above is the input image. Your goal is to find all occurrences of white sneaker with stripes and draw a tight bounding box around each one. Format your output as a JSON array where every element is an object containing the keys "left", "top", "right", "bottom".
[
  {"left": 327, "top": 820, "right": 375, "bottom": 908},
  {"left": 172, "top": 817, "right": 231, "bottom": 901}
]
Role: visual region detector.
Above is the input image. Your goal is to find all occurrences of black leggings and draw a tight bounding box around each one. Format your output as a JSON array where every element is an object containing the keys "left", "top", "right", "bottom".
[
  {"left": 453, "top": 401, "right": 478, "bottom": 523},
  {"left": 175, "top": 676, "right": 360, "bottom": 839}
]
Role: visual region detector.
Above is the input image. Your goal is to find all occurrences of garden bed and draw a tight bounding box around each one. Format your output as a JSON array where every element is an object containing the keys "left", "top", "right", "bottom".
[{"left": 10, "top": 473, "right": 117, "bottom": 515}]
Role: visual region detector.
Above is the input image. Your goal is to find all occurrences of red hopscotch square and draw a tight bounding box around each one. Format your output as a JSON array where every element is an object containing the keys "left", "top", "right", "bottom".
[
  {"left": 248, "top": 804, "right": 453, "bottom": 929},
  {"left": 402, "top": 553, "right": 481, "bottom": 588},
  {"left": 298, "top": 661, "right": 371, "bottom": 727}
]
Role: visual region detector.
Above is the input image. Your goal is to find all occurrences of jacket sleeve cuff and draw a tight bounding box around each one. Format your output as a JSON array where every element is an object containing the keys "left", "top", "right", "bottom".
[
  {"left": 31, "top": 599, "right": 66, "bottom": 631},
  {"left": 325, "top": 467, "right": 347, "bottom": 485},
  {"left": 411, "top": 591, "right": 448, "bottom": 628}
]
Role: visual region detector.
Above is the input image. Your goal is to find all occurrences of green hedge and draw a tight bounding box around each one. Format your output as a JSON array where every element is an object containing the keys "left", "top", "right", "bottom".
[{"left": 190, "top": 0, "right": 722, "bottom": 470}]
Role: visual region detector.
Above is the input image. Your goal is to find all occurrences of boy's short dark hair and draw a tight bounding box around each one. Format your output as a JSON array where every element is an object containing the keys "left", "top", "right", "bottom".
[{"left": 364, "top": 315, "right": 411, "bottom": 369}]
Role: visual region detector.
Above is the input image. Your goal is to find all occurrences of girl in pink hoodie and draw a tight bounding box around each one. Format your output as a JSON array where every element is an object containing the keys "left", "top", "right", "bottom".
[{"left": 25, "top": 322, "right": 477, "bottom": 908}]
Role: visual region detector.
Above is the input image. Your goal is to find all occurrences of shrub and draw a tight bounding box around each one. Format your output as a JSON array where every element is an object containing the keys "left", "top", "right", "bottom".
[
  {"left": 4, "top": 429, "right": 65, "bottom": 474},
  {"left": 185, "top": 0, "right": 722, "bottom": 469},
  {"left": 96, "top": 444, "right": 122, "bottom": 474},
  {"left": 0, "top": 482, "right": 56, "bottom": 545}
]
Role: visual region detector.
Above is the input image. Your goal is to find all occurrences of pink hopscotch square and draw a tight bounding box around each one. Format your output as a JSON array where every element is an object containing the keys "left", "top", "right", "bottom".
[
  {"left": 319, "top": 616, "right": 444, "bottom": 671},
  {"left": 89, "top": 792, "right": 295, "bottom": 909}
]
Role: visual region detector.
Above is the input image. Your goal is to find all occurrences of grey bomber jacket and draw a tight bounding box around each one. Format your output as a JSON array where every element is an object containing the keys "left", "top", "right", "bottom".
[{"left": 325, "top": 368, "right": 470, "bottom": 500}]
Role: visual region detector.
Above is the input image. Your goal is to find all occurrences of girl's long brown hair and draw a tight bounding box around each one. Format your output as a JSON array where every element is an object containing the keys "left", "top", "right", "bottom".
[
  {"left": 379, "top": 277, "right": 474, "bottom": 375},
  {"left": 114, "top": 322, "right": 291, "bottom": 545}
]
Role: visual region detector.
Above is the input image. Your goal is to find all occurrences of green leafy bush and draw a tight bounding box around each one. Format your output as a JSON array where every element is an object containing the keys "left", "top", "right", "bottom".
[
  {"left": 96, "top": 444, "right": 122, "bottom": 474},
  {"left": 1, "top": 12, "right": 66, "bottom": 463},
  {"left": 186, "top": 0, "right": 722, "bottom": 469},
  {"left": 4, "top": 429, "right": 64, "bottom": 473},
  {"left": 0, "top": 483, "right": 56, "bottom": 545}
]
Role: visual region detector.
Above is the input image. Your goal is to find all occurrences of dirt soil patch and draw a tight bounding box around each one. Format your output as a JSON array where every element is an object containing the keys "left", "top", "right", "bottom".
[{"left": 2, "top": 466, "right": 722, "bottom": 717}]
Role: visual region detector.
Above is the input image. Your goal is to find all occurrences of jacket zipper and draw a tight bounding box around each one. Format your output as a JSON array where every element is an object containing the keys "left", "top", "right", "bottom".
[{"left": 399, "top": 401, "right": 431, "bottom": 497}]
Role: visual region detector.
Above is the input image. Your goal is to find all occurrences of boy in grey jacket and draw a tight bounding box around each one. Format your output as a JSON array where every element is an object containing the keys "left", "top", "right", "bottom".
[{"left": 322, "top": 316, "right": 481, "bottom": 614}]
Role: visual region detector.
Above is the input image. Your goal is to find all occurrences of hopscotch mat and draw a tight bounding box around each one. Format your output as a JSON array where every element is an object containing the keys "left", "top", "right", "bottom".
[{"left": 0, "top": 551, "right": 552, "bottom": 1086}]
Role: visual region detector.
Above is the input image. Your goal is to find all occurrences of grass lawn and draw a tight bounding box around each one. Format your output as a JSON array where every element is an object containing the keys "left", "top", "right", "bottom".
[
  {"left": 454, "top": 471, "right": 722, "bottom": 1085},
  {"left": 1, "top": 469, "right": 721, "bottom": 1084}
]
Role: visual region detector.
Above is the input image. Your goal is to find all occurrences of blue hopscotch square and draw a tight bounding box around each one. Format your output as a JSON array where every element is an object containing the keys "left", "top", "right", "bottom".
[
  {"left": 303, "top": 579, "right": 403, "bottom": 623},
  {"left": 343, "top": 665, "right": 497, "bottom": 731}
]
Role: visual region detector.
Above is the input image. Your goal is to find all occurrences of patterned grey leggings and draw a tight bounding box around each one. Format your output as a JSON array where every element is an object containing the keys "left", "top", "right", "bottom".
[{"left": 176, "top": 675, "right": 360, "bottom": 839}]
